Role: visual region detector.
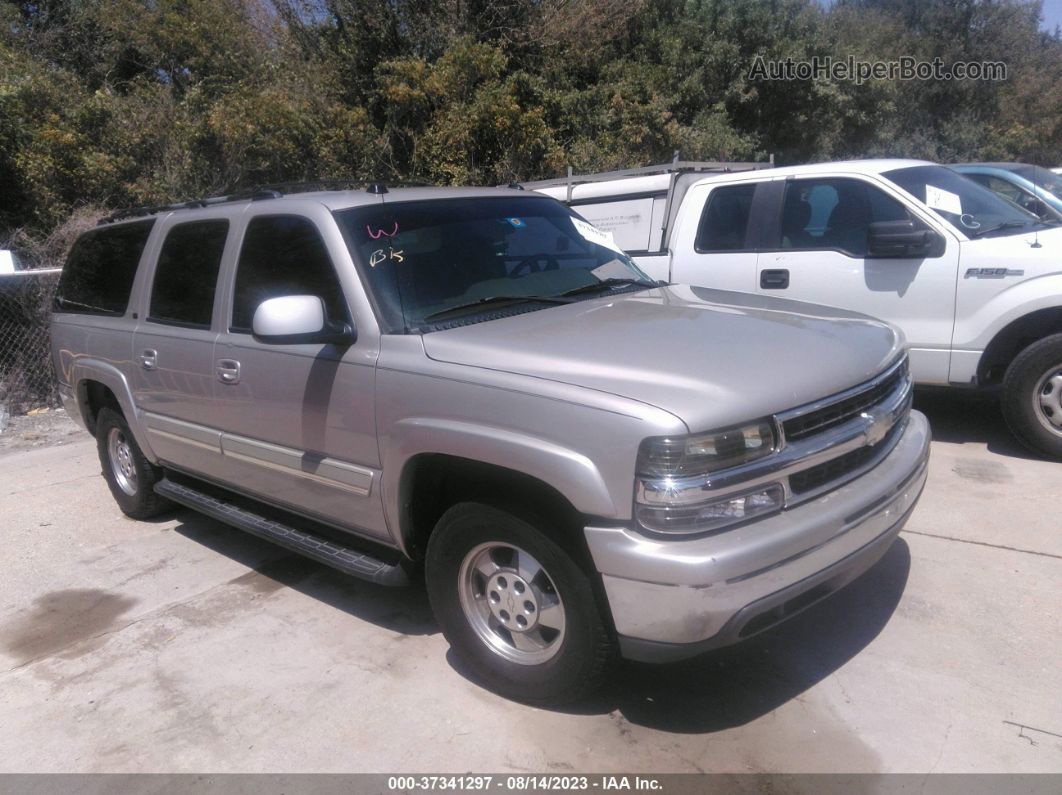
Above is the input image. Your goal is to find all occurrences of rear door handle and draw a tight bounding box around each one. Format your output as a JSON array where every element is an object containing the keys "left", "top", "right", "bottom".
[
  {"left": 139, "top": 349, "right": 157, "bottom": 370},
  {"left": 760, "top": 269, "right": 790, "bottom": 289},
  {"left": 216, "top": 359, "right": 241, "bottom": 385}
]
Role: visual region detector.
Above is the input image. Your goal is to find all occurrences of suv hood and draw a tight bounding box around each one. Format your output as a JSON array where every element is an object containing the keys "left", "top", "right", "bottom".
[{"left": 421, "top": 285, "right": 904, "bottom": 431}]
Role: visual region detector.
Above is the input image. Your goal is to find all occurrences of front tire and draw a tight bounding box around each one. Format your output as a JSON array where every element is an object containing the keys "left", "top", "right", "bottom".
[
  {"left": 1002, "top": 333, "right": 1062, "bottom": 460},
  {"left": 425, "top": 502, "right": 617, "bottom": 705},
  {"left": 95, "top": 407, "right": 170, "bottom": 519}
]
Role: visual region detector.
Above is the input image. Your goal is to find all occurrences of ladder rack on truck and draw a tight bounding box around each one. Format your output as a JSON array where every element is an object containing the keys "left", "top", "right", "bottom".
[{"left": 513, "top": 156, "right": 773, "bottom": 259}]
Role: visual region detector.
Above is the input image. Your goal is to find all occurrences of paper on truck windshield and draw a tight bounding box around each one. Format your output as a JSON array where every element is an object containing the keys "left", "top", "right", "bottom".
[
  {"left": 572, "top": 217, "right": 624, "bottom": 255},
  {"left": 925, "top": 185, "right": 962, "bottom": 215}
]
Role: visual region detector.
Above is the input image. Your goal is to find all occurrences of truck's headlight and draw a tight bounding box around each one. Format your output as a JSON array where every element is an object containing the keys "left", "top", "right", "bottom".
[
  {"left": 635, "top": 420, "right": 781, "bottom": 535},
  {"left": 636, "top": 420, "right": 776, "bottom": 478}
]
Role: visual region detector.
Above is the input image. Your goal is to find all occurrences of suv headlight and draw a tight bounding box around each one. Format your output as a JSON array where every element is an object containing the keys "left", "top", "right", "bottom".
[
  {"left": 635, "top": 420, "right": 783, "bottom": 535},
  {"left": 637, "top": 420, "right": 776, "bottom": 478}
]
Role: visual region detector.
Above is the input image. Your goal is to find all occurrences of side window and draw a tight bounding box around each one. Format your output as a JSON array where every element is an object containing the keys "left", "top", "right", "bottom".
[
  {"left": 53, "top": 220, "right": 155, "bottom": 315},
  {"left": 231, "top": 215, "right": 349, "bottom": 332},
  {"left": 694, "top": 183, "right": 757, "bottom": 251},
  {"left": 149, "top": 220, "right": 229, "bottom": 328},
  {"left": 781, "top": 178, "right": 910, "bottom": 257}
]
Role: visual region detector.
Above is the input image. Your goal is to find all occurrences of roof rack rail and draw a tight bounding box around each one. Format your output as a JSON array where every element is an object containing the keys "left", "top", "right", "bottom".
[
  {"left": 98, "top": 189, "right": 282, "bottom": 225},
  {"left": 510, "top": 155, "right": 774, "bottom": 192},
  {"left": 253, "top": 178, "right": 432, "bottom": 194},
  {"left": 97, "top": 178, "right": 435, "bottom": 225}
]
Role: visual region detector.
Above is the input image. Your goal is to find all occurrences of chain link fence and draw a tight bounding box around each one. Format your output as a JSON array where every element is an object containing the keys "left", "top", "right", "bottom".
[{"left": 0, "top": 271, "right": 61, "bottom": 415}]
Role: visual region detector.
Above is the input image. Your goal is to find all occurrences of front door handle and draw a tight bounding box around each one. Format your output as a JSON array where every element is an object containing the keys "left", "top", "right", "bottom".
[
  {"left": 216, "top": 359, "right": 241, "bottom": 385},
  {"left": 139, "top": 349, "right": 157, "bottom": 370},
  {"left": 760, "top": 269, "right": 790, "bottom": 289}
]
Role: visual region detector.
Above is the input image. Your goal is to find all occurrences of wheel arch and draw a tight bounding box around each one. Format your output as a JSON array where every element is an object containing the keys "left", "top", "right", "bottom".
[
  {"left": 977, "top": 306, "right": 1062, "bottom": 385},
  {"left": 383, "top": 418, "right": 619, "bottom": 563},
  {"left": 71, "top": 359, "right": 157, "bottom": 461}
]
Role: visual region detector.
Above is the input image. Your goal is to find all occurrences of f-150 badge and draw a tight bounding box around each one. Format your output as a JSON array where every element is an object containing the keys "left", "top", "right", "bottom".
[{"left": 965, "top": 267, "right": 1024, "bottom": 278}]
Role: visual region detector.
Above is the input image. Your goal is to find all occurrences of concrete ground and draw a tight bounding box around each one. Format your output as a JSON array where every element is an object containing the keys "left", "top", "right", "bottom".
[{"left": 0, "top": 393, "right": 1059, "bottom": 774}]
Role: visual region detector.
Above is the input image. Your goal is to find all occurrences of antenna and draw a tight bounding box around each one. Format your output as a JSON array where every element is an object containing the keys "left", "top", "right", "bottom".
[{"left": 1031, "top": 166, "right": 1042, "bottom": 248}]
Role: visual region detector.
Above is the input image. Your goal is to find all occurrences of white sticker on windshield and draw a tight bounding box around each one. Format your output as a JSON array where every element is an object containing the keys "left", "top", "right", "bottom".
[
  {"left": 925, "top": 185, "right": 963, "bottom": 215},
  {"left": 572, "top": 217, "right": 624, "bottom": 254}
]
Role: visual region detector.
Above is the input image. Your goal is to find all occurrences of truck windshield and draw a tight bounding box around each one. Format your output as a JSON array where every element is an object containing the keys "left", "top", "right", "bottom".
[
  {"left": 334, "top": 196, "right": 655, "bottom": 332},
  {"left": 883, "top": 165, "right": 1039, "bottom": 238}
]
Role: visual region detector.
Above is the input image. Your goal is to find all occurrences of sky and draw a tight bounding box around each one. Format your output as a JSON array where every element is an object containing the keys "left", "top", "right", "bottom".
[{"left": 1043, "top": 0, "right": 1062, "bottom": 32}]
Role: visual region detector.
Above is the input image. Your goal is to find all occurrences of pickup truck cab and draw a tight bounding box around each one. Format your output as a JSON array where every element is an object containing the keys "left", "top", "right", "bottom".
[
  {"left": 51, "top": 184, "right": 929, "bottom": 703},
  {"left": 531, "top": 159, "right": 1062, "bottom": 459}
]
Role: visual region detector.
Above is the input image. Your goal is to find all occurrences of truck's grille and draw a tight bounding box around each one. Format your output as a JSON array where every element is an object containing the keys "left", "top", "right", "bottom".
[
  {"left": 779, "top": 356, "right": 911, "bottom": 502},
  {"left": 782, "top": 360, "right": 908, "bottom": 442}
]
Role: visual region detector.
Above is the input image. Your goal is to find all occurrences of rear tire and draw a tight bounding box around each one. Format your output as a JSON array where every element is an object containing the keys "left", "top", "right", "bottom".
[
  {"left": 1002, "top": 334, "right": 1062, "bottom": 460},
  {"left": 425, "top": 502, "right": 617, "bottom": 705},
  {"left": 95, "top": 407, "right": 170, "bottom": 519}
]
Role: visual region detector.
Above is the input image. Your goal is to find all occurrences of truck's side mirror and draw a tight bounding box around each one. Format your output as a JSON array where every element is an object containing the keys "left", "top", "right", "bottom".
[
  {"left": 252, "top": 295, "right": 355, "bottom": 346},
  {"left": 867, "top": 220, "right": 944, "bottom": 259}
]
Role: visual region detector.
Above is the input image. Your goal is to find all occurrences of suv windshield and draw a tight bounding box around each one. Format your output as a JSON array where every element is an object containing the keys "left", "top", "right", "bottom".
[
  {"left": 335, "top": 196, "right": 656, "bottom": 332},
  {"left": 883, "top": 165, "right": 1040, "bottom": 238}
]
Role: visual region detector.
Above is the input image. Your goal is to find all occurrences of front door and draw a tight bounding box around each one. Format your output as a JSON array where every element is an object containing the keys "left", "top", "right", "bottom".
[
  {"left": 210, "top": 210, "right": 385, "bottom": 540},
  {"left": 755, "top": 176, "right": 960, "bottom": 384}
]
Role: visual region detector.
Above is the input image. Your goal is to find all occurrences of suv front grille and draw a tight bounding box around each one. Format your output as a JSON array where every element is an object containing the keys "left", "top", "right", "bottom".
[
  {"left": 780, "top": 356, "right": 911, "bottom": 502},
  {"left": 782, "top": 360, "right": 907, "bottom": 442},
  {"left": 788, "top": 421, "right": 903, "bottom": 495}
]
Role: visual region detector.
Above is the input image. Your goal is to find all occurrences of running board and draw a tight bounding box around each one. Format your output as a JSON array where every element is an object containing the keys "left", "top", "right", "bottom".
[{"left": 155, "top": 478, "right": 409, "bottom": 586}]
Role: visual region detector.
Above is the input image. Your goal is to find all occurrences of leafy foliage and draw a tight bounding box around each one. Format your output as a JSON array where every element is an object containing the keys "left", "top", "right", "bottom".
[{"left": 1, "top": 0, "right": 1061, "bottom": 240}]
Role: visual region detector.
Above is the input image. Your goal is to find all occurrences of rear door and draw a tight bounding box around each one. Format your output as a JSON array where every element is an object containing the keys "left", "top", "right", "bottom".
[
  {"left": 132, "top": 215, "right": 231, "bottom": 472},
  {"left": 754, "top": 175, "right": 960, "bottom": 384},
  {"left": 669, "top": 178, "right": 780, "bottom": 293}
]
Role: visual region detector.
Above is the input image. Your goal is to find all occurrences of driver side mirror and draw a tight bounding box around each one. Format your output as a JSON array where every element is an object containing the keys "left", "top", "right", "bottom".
[
  {"left": 867, "top": 220, "right": 944, "bottom": 259},
  {"left": 252, "top": 295, "right": 355, "bottom": 346}
]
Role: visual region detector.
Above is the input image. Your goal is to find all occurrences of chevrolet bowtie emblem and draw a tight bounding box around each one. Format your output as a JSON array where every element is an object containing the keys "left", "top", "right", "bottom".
[{"left": 861, "top": 408, "right": 890, "bottom": 446}]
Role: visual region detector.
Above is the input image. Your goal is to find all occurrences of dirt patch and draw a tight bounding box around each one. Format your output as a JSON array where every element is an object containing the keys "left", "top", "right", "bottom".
[
  {"left": 0, "top": 406, "right": 84, "bottom": 456},
  {"left": 0, "top": 589, "right": 138, "bottom": 665}
]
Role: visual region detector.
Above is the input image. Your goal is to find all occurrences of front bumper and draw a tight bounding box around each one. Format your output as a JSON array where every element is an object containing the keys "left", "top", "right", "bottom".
[{"left": 584, "top": 410, "right": 930, "bottom": 663}]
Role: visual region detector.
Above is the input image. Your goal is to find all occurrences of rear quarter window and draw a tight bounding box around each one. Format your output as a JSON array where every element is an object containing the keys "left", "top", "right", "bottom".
[{"left": 53, "top": 220, "right": 155, "bottom": 315}]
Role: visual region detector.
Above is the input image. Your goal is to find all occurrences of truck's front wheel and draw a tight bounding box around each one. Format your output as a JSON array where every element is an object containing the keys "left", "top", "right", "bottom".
[
  {"left": 1002, "top": 333, "right": 1062, "bottom": 460},
  {"left": 425, "top": 502, "right": 616, "bottom": 704}
]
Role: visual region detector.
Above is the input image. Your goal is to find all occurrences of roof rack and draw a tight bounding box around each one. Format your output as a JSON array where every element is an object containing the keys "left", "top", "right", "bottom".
[
  {"left": 97, "top": 178, "right": 435, "bottom": 225},
  {"left": 511, "top": 154, "right": 774, "bottom": 194},
  {"left": 98, "top": 189, "right": 283, "bottom": 225}
]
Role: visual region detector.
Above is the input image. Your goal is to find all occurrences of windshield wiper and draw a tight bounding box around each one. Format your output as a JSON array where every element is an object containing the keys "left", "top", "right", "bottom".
[
  {"left": 558, "top": 278, "right": 661, "bottom": 298},
  {"left": 968, "top": 221, "right": 1028, "bottom": 238},
  {"left": 421, "top": 294, "right": 571, "bottom": 322}
]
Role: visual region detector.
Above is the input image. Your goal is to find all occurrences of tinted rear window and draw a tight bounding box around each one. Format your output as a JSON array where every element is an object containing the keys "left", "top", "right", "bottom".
[
  {"left": 150, "top": 220, "right": 229, "bottom": 328},
  {"left": 54, "top": 220, "right": 155, "bottom": 315},
  {"left": 695, "top": 184, "right": 757, "bottom": 251}
]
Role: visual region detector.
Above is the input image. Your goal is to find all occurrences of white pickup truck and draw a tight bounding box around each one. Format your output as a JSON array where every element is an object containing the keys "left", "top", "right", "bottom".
[{"left": 529, "top": 159, "right": 1062, "bottom": 459}]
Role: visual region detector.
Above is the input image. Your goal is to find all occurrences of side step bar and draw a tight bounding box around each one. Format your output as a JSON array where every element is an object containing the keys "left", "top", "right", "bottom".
[{"left": 155, "top": 478, "right": 409, "bottom": 587}]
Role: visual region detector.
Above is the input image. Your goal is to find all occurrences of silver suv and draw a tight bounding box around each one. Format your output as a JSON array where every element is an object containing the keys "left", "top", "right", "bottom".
[{"left": 51, "top": 184, "right": 930, "bottom": 703}]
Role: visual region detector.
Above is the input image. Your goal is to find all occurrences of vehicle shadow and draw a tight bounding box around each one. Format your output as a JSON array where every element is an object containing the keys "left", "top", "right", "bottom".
[
  {"left": 169, "top": 502, "right": 910, "bottom": 734},
  {"left": 170, "top": 510, "right": 438, "bottom": 637},
  {"left": 449, "top": 538, "right": 912, "bottom": 733},
  {"left": 912, "top": 387, "right": 1041, "bottom": 461}
]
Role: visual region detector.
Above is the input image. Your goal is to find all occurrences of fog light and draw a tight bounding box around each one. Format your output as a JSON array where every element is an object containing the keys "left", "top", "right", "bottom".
[{"left": 636, "top": 483, "right": 784, "bottom": 534}]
